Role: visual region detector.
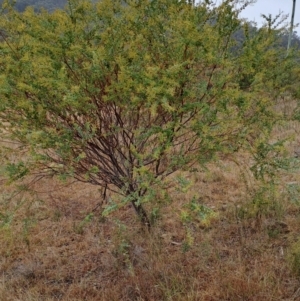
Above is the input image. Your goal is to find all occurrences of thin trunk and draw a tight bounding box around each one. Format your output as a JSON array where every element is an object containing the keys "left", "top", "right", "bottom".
[{"left": 131, "top": 200, "right": 151, "bottom": 231}]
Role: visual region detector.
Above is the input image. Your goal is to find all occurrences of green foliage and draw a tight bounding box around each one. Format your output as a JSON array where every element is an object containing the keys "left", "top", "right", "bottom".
[
  {"left": 22, "top": 216, "right": 36, "bottom": 250},
  {"left": 181, "top": 196, "right": 217, "bottom": 226},
  {"left": 0, "top": 211, "right": 13, "bottom": 227},
  {"left": 234, "top": 179, "right": 286, "bottom": 226},
  {"left": 286, "top": 182, "right": 300, "bottom": 206},
  {"left": 5, "top": 162, "right": 29, "bottom": 182},
  {"left": 74, "top": 212, "right": 93, "bottom": 234},
  {"left": 288, "top": 239, "right": 300, "bottom": 277},
  {"left": 0, "top": 0, "right": 298, "bottom": 225}
]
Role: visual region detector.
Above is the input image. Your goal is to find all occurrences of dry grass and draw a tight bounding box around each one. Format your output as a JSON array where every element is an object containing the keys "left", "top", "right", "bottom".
[
  {"left": 1, "top": 99, "right": 300, "bottom": 300},
  {"left": 1, "top": 158, "right": 300, "bottom": 301}
]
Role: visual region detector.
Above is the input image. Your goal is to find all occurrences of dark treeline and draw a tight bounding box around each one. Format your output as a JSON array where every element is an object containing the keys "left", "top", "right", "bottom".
[
  {"left": 233, "top": 24, "right": 300, "bottom": 50},
  {"left": 278, "top": 30, "right": 300, "bottom": 49},
  {"left": 0, "top": 0, "right": 67, "bottom": 12}
]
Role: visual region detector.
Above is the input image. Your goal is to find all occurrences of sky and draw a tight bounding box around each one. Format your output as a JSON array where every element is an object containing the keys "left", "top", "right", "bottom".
[
  {"left": 239, "top": 0, "right": 299, "bottom": 29},
  {"left": 209, "top": 0, "right": 299, "bottom": 31}
]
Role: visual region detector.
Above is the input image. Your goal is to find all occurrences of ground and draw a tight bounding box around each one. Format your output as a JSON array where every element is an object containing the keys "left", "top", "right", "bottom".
[{"left": 1, "top": 99, "right": 300, "bottom": 300}]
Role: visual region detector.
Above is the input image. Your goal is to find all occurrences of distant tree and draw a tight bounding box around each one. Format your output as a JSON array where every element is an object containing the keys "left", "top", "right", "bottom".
[
  {"left": 0, "top": 0, "right": 298, "bottom": 229},
  {"left": 280, "top": 30, "right": 300, "bottom": 49}
]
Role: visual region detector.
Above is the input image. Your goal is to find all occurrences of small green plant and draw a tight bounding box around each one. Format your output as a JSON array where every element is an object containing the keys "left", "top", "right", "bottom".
[
  {"left": 0, "top": 211, "right": 13, "bottom": 228},
  {"left": 52, "top": 209, "right": 62, "bottom": 222},
  {"left": 181, "top": 196, "right": 218, "bottom": 227},
  {"left": 288, "top": 239, "right": 300, "bottom": 277},
  {"left": 180, "top": 196, "right": 217, "bottom": 252},
  {"left": 182, "top": 228, "right": 194, "bottom": 253},
  {"left": 150, "top": 207, "right": 160, "bottom": 224},
  {"left": 116, "top": 239, "right": 133, "bottom": 273},
  {"left": 236, "top": 181, "right": 284, "bottom": 223},
  {"left": 286, "top": 183, "right": 300, "bottom": 206},
  {"left": 74, "top": 213, "right": 93, "bottom": 234},
  {"left": 22, "top": 216, "right": 36, "bottom": 251},
  {"left": 267, "top": 227, "right": 280, "bottom": 239},
  {"left": 110, "top": 221, "right": 135, "bottom": 274}
]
